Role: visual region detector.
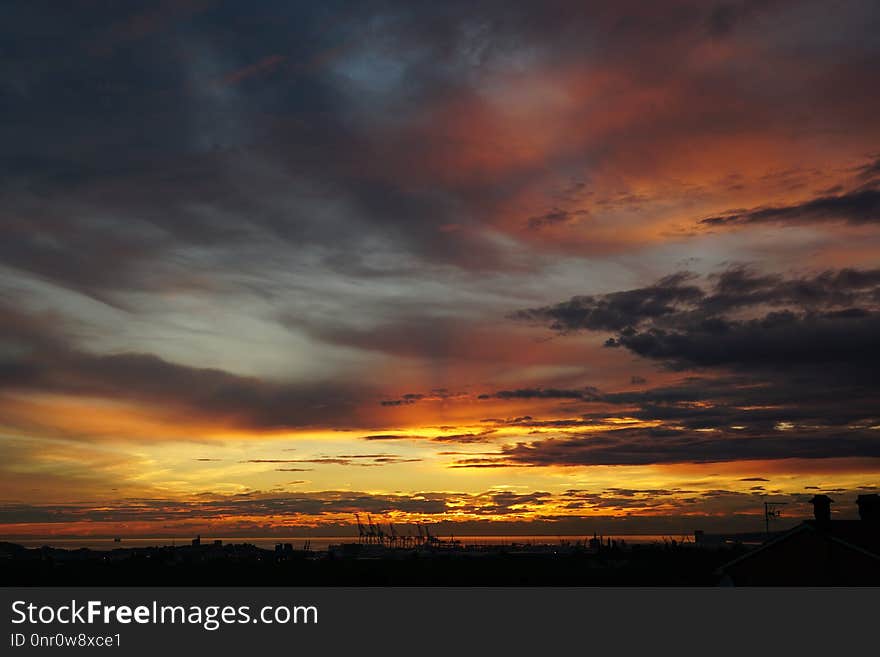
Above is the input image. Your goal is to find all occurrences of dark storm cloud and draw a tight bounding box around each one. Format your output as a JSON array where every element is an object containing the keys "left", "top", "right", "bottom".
[
  {"left": 377, "top": 389, "right": 465, "bottom": 407},
  {"left": 700, "top": 153, "right": 880, "bottom": 229},
  {"left": 455, "top": 368, "right": 875, "bottom": 464},
  {"left": 453, "top": 427, "right": 880, "bottom": 467},
  {"left": 4, "top": 0, "right": 877, "bottom": 300},
  {"left": 488, "top": 387, "right": 602, "bottom": 401},
  {"left": 510, "top": 272, "right": 704, "bottom": 332},
  {"left": 1, "top": 0, "right": 557, "bottom": 299},
  {"left": 518, "top": 267, "right": 880, "bottom": 333},
  {"left": 701, "top": 267, "right": 880, "bottom": 311},
  {"left": 607, "top": 310, "right": 880, "bottom": 376},
  {"left": 700, "top": 187, "right": 880, "bottom": 227},
  {"left": 517, "top": 267, "right": 880, "bottom": 377},
  {"left": 620, "top": 395, "right": 880, "bottom": 430},
  {"left": 486, "top": 417, "right": 596, "bottom": 429},
  {"left": 506, "top": 268, "right": 880, "bottom": 465},
  {"left": 431, "top": 430, "right": 498, "bottom": 444}
]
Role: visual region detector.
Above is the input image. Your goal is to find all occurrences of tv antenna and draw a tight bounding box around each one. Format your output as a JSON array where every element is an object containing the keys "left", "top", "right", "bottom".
[{"left": 763, "top": 501, "right": 787, "bottom": 536}]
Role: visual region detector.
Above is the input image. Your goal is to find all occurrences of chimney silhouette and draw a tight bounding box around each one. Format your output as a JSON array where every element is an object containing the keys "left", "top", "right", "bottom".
[
  {"left": 856, "top": 494, "right": 879, "bottom": 523},
  {"left": 809, "top": 494, "right": 833, "bottom": 525}
]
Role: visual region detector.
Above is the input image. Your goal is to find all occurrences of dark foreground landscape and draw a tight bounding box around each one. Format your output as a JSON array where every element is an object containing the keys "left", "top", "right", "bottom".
[
  {"left": 0, "top": 537, "right": 748, "bottom": 586},
  {"left": 4, "top": 494, "right": 879, "bottom": 586}
]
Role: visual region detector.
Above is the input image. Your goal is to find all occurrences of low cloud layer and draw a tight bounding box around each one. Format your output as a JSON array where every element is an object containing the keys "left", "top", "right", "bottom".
[
  {"left": 451, "top": 428, "right": 880, "bottom": 468},
  {"left": 701, "top": 164, "right": 880, "bottom": 227},
  {"left": 2, "top": 484, "right": 876, "bottom": 535}
]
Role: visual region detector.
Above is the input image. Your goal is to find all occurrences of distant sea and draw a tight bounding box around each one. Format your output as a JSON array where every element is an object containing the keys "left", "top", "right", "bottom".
[{"left": 5, "top": 534, "right": 690, "bottom": 551}]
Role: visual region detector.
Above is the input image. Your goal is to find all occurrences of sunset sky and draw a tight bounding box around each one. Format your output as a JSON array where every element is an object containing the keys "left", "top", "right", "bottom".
[{"left": 1, "top": 0, "right": 879, "bottom": 539}]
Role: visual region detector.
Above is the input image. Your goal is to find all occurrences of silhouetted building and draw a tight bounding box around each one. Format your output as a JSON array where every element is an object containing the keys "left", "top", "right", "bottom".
[
  {"left": 857, "top": 494, "right": 879, "bottom": 522},
  {"left": 809, "top": 494, "right": 833, "bottom": 525},
  {"left": 274, "top": 543, "right": 295, "bottom": 558},
  {"left": 718, "top": 495, "right": 880, "bottom": 585}
]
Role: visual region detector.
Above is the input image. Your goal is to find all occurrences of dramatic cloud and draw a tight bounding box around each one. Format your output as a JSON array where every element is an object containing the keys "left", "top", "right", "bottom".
[
  {"left": 509, "top": 268, "right": 880, "bottom": 467},
  {"left": 0, "top": 303, "right": 373, "bottom": 431},
  {"left": 517, "top": 267, "right": 880, "bottom": 376},
  {"left": 3, "top": 484, "right": 873, "bottom": 534},
  {"left": 518, "top": 268, "right": 880, "bottom": 330},
  {"left": 362, "top": 430, "right": 497, "bottom": 444},
  {"left": 700, "top": 182, "right": 880, "bottom": 227},
  {"left": 3, "top": 1, "right": 879, "bottom": 301},
  {"left": 482, "top": 387, "right": 602, "bottom": 401},
  {"left": 606, "top": 310, "right": 880, "bottom": 377},
  {"left": 511, "top": 273, "right": 705, "bottom": 332},
  {"left": 2, "top": 1, "right": 879, "bottom": 533},
  {"left": 449, "top": 427, "right": 880, "bottom": 468}
]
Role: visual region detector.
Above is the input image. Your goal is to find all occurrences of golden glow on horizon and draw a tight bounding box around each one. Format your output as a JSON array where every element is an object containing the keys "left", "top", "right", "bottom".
[{"left": 2, "top": 388, "right": 878, "bottom": 528}]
